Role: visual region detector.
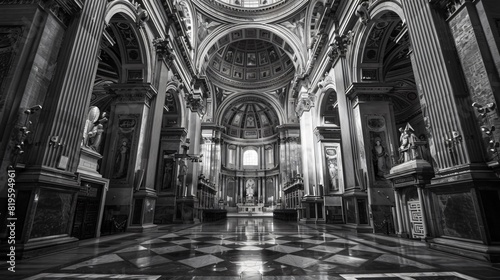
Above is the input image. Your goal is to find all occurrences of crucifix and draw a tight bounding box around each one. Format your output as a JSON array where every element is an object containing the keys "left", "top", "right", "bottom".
[{"left": 173, "top": 139, "right": 202, "bottom": 197}]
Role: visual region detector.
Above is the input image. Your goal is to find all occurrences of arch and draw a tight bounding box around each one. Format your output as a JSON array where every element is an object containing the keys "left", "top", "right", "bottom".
[
  {"left": 165, "top": 81, "right": 187, "bottom": 128},
  {"left": 349, "top": 1, "right": 406, "bottom": 83},
  {"left": 215, "top": 92, "right": 286, "bottom": 126},
  {"left": 195, "top": 24, "right": 307, "bottom": 76},
  {"left": 305, "top": 0, "right": 327, "bottom": 49},
  {"left": 104, "top": 0, "right": 154, "bottom": 83}
]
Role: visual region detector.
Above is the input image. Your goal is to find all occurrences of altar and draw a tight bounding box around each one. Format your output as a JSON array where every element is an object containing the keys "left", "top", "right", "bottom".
[{"left": 237, "top": 202, "right": 264, "bottom": 213}]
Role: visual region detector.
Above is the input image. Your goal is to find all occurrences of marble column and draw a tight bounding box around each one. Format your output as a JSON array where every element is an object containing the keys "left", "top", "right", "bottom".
[
  {"left": 331, "top": 58, "right": 371, "bottom": 232},
  {"left": 296, "top": 91, "right": 318, "bottom": 196}
]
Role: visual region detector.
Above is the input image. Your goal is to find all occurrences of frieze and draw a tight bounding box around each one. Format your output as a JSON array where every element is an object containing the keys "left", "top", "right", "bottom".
[
  {"left": 109, "top": 84, "right": 157, "bottom": 107},
  {"left": 206, "top": 66, "right": 294, "bottom": 91}
]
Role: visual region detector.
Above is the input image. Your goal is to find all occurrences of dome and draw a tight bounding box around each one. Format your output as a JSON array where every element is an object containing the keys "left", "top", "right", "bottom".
[
  {"left": 207, "top": 38, "right": 295, "bottom": 91},
  {"left": 222, "top": 101, "right": 279, "bottom": 139}
]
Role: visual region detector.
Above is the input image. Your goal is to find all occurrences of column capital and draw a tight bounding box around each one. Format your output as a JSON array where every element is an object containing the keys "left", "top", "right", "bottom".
[
  {"left": 295, "top": 91, "right": 315, "bottom": 118},
  {"left": 184, "top": 91, "right": 206, "bottom": 115}
]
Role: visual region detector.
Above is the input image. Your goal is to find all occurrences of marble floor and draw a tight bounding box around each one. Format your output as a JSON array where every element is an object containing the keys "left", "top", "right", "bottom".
[{"left": 1, "top": 218, "right": 500, "bottom": 280}]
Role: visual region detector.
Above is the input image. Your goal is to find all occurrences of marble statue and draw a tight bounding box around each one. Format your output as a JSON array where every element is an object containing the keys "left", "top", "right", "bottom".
[
  {"left": 372, "top": 137, "right": 389, "bottom": 178},
  {"left": 246, "top": 179, "right": 255, "bottom": 199},
  {"left": 327, "top": 157, "right": 338, "bottom": 191},
  {"left": 82, "top": 106, "right": 100, "bottom": 148},
  {"left": 399, "top": 123, "right": 419, "bottom": 163},
  {"left": 113, "top": 138, "right": 130, "bottom": 179}
]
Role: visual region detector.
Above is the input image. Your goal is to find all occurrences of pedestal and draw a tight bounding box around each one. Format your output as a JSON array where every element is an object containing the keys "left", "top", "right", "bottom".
[
  {"left": 342, "top": 191, "right": 372, "bottom": 233},
  {"left": 75, "top": 147, "right": 109, "bottom": 239},
  {"left": 78, "top": 147, "right": 103, "bottom": 177},
  {"left": 386, "top": 159, "right": 434, "bottom": 239},
  {"left": 128, "top": 189, "right": 158, "bottom": 233}
]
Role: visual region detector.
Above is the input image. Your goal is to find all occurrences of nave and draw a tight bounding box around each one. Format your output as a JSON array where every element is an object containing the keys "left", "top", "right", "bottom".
[{"left": 1, "top": 218, "right": 499, "bottom": 280}]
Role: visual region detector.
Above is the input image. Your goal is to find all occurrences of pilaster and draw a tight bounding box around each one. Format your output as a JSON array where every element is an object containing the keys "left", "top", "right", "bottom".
[{"left": 402, "top": 0, "right": 484, "bottom": 171}]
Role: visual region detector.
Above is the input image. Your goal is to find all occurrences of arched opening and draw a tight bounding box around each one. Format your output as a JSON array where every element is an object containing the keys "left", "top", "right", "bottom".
[
  {"left": 350, "top": 9, "right": 429, "bottom": 235},
  {"left": 75, "top": 8, "right": 153, "bottom": 240},
  {"left": 217, "top": 96, "right": 281, "bottom": 209}
]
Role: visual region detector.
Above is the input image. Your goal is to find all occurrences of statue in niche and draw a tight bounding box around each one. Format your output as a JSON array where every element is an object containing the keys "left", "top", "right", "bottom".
[
  {"left": 161, "top": 159, "right": 174, "bottom": 191},
  {"left": 327, "top": 157, "right": 338, "bottom": 191},
  {"left": 399, "top": 123, "right": 419, "bottom": 163},
  {"left": 372, "top": 137, "right": 389, "bottom": 179},
  {"left": 113, "top": 138, "right": 130, "bottom": 179}
]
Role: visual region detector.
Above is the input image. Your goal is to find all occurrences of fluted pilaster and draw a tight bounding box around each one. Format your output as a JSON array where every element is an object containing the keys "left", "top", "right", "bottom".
[
  {"left": 31, "top": 0, "right": 107, "bottom": 171},
  {"left": 402, "top": 0, "right": 482, "bottom": 170}
]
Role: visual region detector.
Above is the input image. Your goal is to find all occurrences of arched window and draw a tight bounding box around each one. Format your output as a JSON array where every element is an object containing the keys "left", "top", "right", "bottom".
[{"left": 243, "top": 149, "right": 258, "bottom": 166}]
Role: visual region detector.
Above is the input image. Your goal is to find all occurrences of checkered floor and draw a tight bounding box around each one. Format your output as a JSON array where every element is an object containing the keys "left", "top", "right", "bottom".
[{"left": 3, "top": 218, "right": 500, "bottom": 279}]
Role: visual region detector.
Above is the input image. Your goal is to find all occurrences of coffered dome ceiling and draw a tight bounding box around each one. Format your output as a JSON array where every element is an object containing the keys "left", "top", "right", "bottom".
[
  {"left": 222, "top": 101, "right": 279, "bottom": 139},
  {"left": 207, "top": 39, "right": 295, "bottom": 91}
]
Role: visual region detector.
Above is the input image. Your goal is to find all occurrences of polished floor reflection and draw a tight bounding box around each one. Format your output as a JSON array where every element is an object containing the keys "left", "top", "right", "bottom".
[{"left": 2, "top": 218, "right": 500, "bottom": 279}]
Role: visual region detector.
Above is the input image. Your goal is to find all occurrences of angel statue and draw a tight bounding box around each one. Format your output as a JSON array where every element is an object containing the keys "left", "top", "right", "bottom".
[{"left": 197, "top": 13, "right": 219, "bottom": 42}]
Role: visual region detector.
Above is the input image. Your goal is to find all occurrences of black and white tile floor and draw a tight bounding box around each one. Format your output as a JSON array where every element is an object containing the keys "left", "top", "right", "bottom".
[{"left": 2, "top": 218, "right": 499, "bottom": 279}]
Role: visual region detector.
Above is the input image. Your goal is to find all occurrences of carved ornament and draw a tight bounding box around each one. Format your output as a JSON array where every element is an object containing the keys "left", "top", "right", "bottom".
[{"left": 153, "top": 37, "right": 174, "bottom": 65}]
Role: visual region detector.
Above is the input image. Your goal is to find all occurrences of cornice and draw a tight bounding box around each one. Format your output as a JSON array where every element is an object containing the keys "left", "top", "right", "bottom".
[
  {"left": 206, "top": 66, "right": 295, "bottom": 92},
  {"left": 221, "top": 133, "right": 279, "bottom": 145}
]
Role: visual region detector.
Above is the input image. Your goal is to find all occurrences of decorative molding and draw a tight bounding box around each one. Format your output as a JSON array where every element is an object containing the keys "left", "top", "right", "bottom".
[
  {"left": 184, "top": 91, "right": 206, "bottom": 115},
  {"left": 317, "top": 73, "right": 334, "bottom": 92},
  {"left": 153, "top": 37, "right": 174, "bottom": 66},
  {"left": 109, "top": 83, "right": 158, "bottom": 107},
  {"left": 355, "top": 0, "right": 371, "bottom": 25},
  {"left": 295, "top": 93, "right": 315, "bottom": 117},
  {"left": 328, "top": 31, "right": 354, "bottom": 62}
]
